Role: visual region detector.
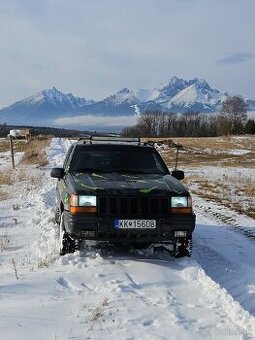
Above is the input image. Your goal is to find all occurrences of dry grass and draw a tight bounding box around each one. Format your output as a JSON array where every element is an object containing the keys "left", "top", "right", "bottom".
[
  {"left": 0, "top": 138, "right": 27, "bottom": 153},
  {"left": 147, "top": 135, "right": 255, "bottom": 169},
  {"left": 90, "top": 299, "right": 109, "bottom": 322},
  {"left": 37, "top": 257, "right": 50, "bottom": 268},
  {"left": 146, "top": 135, "right": 254, "bottom": 151},
  {"left": 0, "top": 164, "right": 43, "bottom": 201},
  {"left": 0, "top": 168, "right": 14, "bottom": 200},
  {"left": 185, "top": 166, "right": 255, "bottom": 218},
  {"left": 0, "top": 137, "right": 51, "bottom": 201},
  {"left": 20, "top": 136, "right": 51, "bottom": 166},
  {"left": 0, "top": 225, "right": 10, "bottom": 252},
  {"left": 184, "top": 173, "right": 255, "bottom": 219},
  {"left": 151, "top": 135, "right": 255, "bottom": 219},
  {"left": 0, "top": 170, "right": 14, "bottom": 186},
  {"left": 0, "top": 191, "right": 8, "bottom": 200}
]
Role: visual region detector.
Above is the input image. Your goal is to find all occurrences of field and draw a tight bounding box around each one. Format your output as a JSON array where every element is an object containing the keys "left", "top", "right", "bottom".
[{"left": 153, "top": 135, "right": 255, "bottom": 219}]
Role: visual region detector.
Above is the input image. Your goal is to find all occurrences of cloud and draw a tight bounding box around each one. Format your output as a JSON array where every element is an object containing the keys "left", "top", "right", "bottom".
[
  {"left": 53, "top": 114, "right": 139, "bottom": 128},
  {"left": 0, "top": 0, "right": 255, "bottom": 106},
  {"left": 217, "top": 53, "right": 254, "bottom": 65}
]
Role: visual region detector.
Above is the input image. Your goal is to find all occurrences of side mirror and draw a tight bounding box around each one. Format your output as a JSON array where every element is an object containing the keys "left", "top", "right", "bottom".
[
  {"left": 172, "top": 170, "right": 185, "bottom": 180},
  {"left": 50, "top": 167, "right": 65, "bottom": 179}
]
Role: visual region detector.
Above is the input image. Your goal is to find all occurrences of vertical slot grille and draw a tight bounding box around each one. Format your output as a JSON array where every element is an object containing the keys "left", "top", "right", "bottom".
[{"left": 98, "top": 196, "right": 169, "bottom": 217}]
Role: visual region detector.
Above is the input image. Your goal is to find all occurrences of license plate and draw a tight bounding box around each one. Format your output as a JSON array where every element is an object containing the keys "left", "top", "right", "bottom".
[{"left": 114, "top": 219, "right": 156, "bottom": 229}]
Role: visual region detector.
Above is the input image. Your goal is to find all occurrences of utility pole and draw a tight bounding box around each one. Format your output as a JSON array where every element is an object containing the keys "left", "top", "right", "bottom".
[
  {"left": 9, "top": 135, "right": 15, "bottom": 169},
  {"left": 174, "top": 144, "right": 182, "bottom": 170}
]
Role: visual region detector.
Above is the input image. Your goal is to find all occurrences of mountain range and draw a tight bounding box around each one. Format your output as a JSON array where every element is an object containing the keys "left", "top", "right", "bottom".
[{"left": 0, "top": 77, "right": 254, "bottom": 128}]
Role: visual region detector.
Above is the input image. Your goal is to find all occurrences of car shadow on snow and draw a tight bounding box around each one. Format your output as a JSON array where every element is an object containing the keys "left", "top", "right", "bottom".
[
  {"left": 82, "top": 241, "right": 193, "bottom": 271},
  {"left": 193, "top": 223, "right": 255, "bottom": 317}
]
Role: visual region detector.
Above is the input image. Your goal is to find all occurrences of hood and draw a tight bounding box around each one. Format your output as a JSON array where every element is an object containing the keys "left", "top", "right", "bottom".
[{"left": 69, "top": 172, "right": 188, "bottom": 196}]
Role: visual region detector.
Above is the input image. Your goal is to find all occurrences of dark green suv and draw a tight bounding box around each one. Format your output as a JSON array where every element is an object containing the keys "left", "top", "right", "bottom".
[{"left": 51, "top": 136, "right": 195, "bottom": 256}]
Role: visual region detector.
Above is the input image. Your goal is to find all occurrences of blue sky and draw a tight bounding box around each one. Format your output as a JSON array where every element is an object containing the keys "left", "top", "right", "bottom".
[{"left": 0, "top": 0, "right": 254, "bottom": 107}]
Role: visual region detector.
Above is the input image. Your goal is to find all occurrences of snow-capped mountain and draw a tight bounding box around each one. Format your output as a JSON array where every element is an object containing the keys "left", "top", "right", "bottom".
[
  {"left": 154, "top": 76, "right": 189, "bottom": 102},
  {"left": 141, "top": 77, "right": 226, "bottom": 113},
  {"left": 105, "top": 87, "right": 139, "bottom": 106},
  {"left": 135, "top": 77, "right": 188, "bottom": 103},
  {"left": 11, "top": 86, "right": 92, "bottom": 110},
  {"left": 72, "top": 88, "right": 140, "bottom": 117},
  {"left": 40, "top": 87, "right": 92, "bottom": 108},
  {"left": 0, "top": 78, "right": 254, "bottom": 127},
  {"left": 0, "top": 87, "right": 93, "bottom": 125},
  {"left": 161, "top": 78, "right": 227, "bottom": 113}
]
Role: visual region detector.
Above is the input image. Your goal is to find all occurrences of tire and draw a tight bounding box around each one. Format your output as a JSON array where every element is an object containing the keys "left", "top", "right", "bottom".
[
  {"left": 59, "top": 212, "right": 75, "bottom": 256},
  {"left": 174, "top": 237, "right": 192, "bottom": 258},
  {"left": 54, "top": 205, "right": 61, "bottom": 225}
]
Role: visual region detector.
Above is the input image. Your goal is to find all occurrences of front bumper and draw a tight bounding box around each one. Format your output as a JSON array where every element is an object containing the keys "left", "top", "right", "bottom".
[{"left": 64, "top": 211, "right": 196, "bottom": 243}]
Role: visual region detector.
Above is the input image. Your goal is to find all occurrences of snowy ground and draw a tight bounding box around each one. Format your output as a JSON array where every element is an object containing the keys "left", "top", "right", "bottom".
[{"left": 0, "top": 138, "right": 255, "bottom": 340}]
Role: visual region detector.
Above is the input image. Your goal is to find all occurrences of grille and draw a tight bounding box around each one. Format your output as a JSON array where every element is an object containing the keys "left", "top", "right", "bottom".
[{"left": 98, "top": 196, "right": 169, "bottom": 217}]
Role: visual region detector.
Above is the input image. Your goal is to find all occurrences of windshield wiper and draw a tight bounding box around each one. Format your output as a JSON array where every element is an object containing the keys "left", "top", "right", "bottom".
[
  {"left": 111, "top": 169, "right": 147, "bottom": 174},
  {"left": 73, "top": 168, "right": 110, "bottom": 173}
]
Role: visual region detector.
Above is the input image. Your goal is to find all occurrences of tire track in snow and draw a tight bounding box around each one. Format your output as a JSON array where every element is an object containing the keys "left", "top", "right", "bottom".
[
  {"left": 56, "top": 248, "right": 255, "bottom": 339},
  {"left": 193, "top": 204, "right": 255, "bottom": 320},
  {"left": 42, "top": 138, "right": 255, "bottom": 338},
  {"left": 194, "top": 194, "right": 255, "bottom": 239},
  {"left": 35, "top": 138, "right": 72, "bottom": 260}
]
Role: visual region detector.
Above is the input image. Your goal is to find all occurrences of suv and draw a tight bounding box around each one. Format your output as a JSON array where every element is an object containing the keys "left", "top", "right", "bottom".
[{"left": 50, "top": 136, "right": 196, "bottom": 257}]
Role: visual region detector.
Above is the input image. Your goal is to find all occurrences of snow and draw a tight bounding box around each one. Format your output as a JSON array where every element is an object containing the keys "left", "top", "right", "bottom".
[
  {"left": 0, "top": 138, "right": 255, "bottom": 339},
  {"left": 20, "top": 87, "right": 89, "bottom": 109},
  {"left": 106, "top": 88, "right": 140, "bottom": 105},
  {"left": 164, "top": 83, "right": 224, "bottom": 110},
  {"left": 24, "top": 92, "right": 45, "bottom": 105},
  {"left": 134, "top": 88, "right": 160, "bottom": 102}
]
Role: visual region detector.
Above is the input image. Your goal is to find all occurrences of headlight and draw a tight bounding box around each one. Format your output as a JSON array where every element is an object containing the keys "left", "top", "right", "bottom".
[
  {"left": 70, "top": 194, "right": 97, "bottom": 214},
  {"left": 170, "top": 196, "right": 192, "bottom": 214},
  {"left": 79, "top": 195, "right": 97, "bottom": 207},
  {"left": 70, "top": 194, "right": 97, "bottom": 207},
  {"left": 171, "top": 196, "right": 192, "bottom": 208}
]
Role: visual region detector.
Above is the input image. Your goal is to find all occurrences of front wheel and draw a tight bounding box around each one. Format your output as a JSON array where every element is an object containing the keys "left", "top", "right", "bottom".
[
  {"left": 54, "top": 205, "right": 61, "bottom": 225},
  {"left": 59, "top": 212, "right": 75, "bottom": 256},
  {"left": 174, "top": 237, "right": 192, "bottom": 258}
]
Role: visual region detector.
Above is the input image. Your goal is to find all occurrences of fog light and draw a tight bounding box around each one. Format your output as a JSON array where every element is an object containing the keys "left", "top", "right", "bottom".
[
  {"left": 174, "top": 231, "right": 187, "bottom": 238},
  {"left": 81, "top": 230, "right": 96, "bottom": 237}
]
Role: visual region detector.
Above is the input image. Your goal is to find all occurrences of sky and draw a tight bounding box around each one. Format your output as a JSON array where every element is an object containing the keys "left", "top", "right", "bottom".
[{"left": 0, "top": 0, "right": 254, "bottom": 108}]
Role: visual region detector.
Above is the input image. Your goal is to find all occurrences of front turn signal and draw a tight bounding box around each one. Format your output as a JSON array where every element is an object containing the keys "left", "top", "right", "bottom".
[
  {"left": 70, "top": 206, "right": 97, "bottom": 214},
  {"left": 170, "top": 207, "right": 193, "bottom": 214}
]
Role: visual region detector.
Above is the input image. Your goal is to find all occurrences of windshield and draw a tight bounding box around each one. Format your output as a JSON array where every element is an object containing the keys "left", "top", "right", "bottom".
[{"left": 70, "top": 145, "right": 169, "bottom": 175}]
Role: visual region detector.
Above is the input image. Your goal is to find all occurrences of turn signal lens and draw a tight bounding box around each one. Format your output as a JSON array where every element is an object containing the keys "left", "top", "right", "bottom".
[
  {"left": 70, "top": 206, "right": 97, "bottom": 214},
  {"left": 170, "top": 207, "right": 193, "bottom": 214},
  {"left": 70, "top": 194, "right": 97, "bottom": 214}
]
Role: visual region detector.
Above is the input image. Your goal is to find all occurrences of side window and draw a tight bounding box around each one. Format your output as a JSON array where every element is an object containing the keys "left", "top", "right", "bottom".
[
  {"left": 152, "top": 153, "right": 167, "bottom": 173},
  {"left": 63, "top": 145, "right": 74, "bottom": 172}
]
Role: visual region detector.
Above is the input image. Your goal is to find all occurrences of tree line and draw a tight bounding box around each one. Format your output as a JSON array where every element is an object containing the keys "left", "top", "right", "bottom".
[
  {"left": 0, "top": 123, "right": 87, "bottom": 138},
  {"left": 122, "top": 95, "right": 255, "bottom": 137}
]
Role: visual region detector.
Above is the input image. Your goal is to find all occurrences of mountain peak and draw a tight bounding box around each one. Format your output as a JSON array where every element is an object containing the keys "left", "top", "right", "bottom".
[
  {"left": 49, "top": 86, "right": 58, "bottom": 92},
  {"left": 42, "top": 86, "right": 63, "bottom": 96},
  {"left": 15, "top": 86, "right": 90, "bottom": 110},
  {"left": 158, "top": 76, "right": 186, "bottom": 89},
  {"left": 117, "top": 87, "right": 131, "bottom": 94},
  {"left": 188, "top": 78, "right": 211, "bottom": 90},
  {"left": 40, "top": 87, "right": 68, "bottom": 106},
  {"left": 169, "top": 76, "right": 184, "bottom": 84},
  {"left": 155, "top": 77, "right": 187, "bottom": 101},
  {"left": 105, "top": 87, "right": 139, "bottom": 105}
]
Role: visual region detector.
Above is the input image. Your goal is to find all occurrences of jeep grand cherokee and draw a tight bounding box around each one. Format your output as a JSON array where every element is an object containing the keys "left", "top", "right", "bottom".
[{"left": 50, "top": 136, "right": 196, "bottom": 257}]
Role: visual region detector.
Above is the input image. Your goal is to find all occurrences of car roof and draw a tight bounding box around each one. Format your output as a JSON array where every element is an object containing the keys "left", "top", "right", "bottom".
[{"left": 74, "top": 136, "right": 154, "bottom": 148}]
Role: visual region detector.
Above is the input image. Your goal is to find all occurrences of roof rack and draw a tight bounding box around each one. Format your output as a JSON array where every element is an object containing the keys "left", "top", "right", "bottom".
[{"left": 77, "top": 136, "right": 146, "bottom": 145}]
